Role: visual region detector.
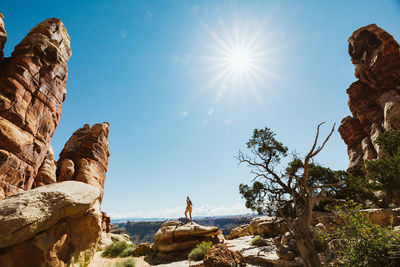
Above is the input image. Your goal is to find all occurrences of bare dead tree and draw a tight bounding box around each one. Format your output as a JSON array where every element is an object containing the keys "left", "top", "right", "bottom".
[{"left": 238, "top": 122, "right": 337, "bottom": 267}]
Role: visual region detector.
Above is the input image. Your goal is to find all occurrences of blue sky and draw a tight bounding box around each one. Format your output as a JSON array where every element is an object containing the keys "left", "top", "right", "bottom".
[{"left": 2, "top": 0, "right": 400, "bottom": 218}]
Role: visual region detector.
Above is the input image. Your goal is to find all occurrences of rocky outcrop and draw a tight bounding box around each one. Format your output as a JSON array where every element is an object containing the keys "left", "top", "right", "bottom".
[
  {"left": 0, "top": 14, "right": 111, "bottom": 267},
  {"left": 225, "top": 236, "right": 303, "bottom": 266},
  {"left": 226, "top": 224, "right": 251, "bottom": 240},
  {"left": 57, "top": 123, "right": 110, "bottom": 201},
  {"left": 203, "top": 243, "right": 245, "bottom": 267},
  {"left": 249, "top": 216, "right": 288, "bottom": 238},
  {"left": 0, "top": 181, "right": 102, "bottom": 267},
  {"left": 0, "top": 15, "right": 71, "bottom": 198},
  {"left": 151, "top": 221, "right": 224, "bottom": 264},
  {"left": 339, "top": 24, "right": 400, "bottom": 174}
]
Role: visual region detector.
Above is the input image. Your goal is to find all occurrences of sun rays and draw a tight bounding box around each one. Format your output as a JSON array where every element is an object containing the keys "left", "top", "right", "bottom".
[{"left": 181, "top": 7, "right": 286, "bottom": 124}]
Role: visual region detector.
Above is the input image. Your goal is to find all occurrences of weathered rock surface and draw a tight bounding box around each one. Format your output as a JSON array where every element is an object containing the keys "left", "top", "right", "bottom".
[
  {"left": 361, "top": 207, "right": 400, "bottom": 227},
  {"left": 311, "top": 208, "right": 400, "bottom": 229},
  {"left": 339, "top": 24, "right": 400, "bottom": 174},
  {"left": 225, "top": 236, "right": 303, "bottom": 267},
  {"left": 203, "top": 243, "right": 245, "bottom": 267},
  {"left": 249, "top": 216, "right": 288, "bottom": 238},
  {"left": 151, "top": 221, "right": 224, "bottom": 264},
  {"left": 0, "top": 13, "right": 6, "bottom": 59},
  {"left": 33, "top": 145, "right": 57, "bottom": 188},
  {"left": 0, "top": 13, "right": 111, "bottom": 267},
  {"left": 134, "top": 243, "right": 153, "bottom": 257},
  {"left": 57, "top": 123, "right": 110, "bottom": 201},
  {"left": 0, "top": 15, "right": 71, "bottom": 198},
  {"left": 226, "top": 224, "right": 251, "bottom": 240},
  {"left": 101, "top": 211, "right": 111, "bottom": 233},
  {"left": 0, "top": 181, "right": 102, "bottom": 267}
]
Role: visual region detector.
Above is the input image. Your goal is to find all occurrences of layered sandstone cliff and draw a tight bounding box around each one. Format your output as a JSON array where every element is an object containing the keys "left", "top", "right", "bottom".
[
  {"left": 338, "top": 24, "right": 400, "bottom": 174},
  {"left": 0, "top": 15, "right": 71, "bottom": 198}
]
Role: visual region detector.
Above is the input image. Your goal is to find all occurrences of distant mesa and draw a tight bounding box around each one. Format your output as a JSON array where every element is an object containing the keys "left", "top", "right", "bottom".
[{"left": 339, "top": 24, "right": 400, "bottom": 175}]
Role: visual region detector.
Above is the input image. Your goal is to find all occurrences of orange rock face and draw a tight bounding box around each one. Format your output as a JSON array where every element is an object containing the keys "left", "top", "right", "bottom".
[
  {"left": 339, "top": 24, "right": 400, "bottom": 174},
  {"left": 0, "top": 15, "right": 71, "bottom": 198},
  {"left": 0, "top": 14, "right": 6, "bottom": 59},
  {"left": 57, "top": 123, "right": 110, "bottom": 201}
]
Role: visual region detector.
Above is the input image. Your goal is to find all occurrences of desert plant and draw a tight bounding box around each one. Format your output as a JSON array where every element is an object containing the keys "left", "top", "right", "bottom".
[
  {"left": 238, "top": 123, "right": 338, "bottom": 267},
  {"left": 188, "top": 241, "right": 213, "bottom": 261},
  {"left": 319, "top": 201, "right": 400, "bottom": 266},
  {"left": 102, "top": 241, "right": 136, "bottom": 258},
  {"left": 120, "top": 245, "right": 136, "bottom": 257},
  {"left": 114, "top": 258, "right": 136, "bottom": 267},
  {"left": 250, "top": 235, "right": 262, "bottom": 246}
]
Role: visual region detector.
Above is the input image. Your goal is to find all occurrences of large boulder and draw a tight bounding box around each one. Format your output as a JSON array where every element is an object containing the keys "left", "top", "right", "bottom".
[
  {"left": 0, "top": 16, "right": 71, "bottom": 198},
  {"left": 0, "top": 181, "right": 102, "bottom": 267},
  {"left": 339, "top": 24, "right": 400, "bottom": 175},
  {"left": 249, "top": 216, "right": 288, "bottom": 238},
  {"left": 152, "top": 221, "right": 224, "bottom": 263},
  {"left": 203, "top": 243, "right": 245, "bottom": 267},
  {"left": 226, "top": 224, "right": 251, "bottom": 240}
]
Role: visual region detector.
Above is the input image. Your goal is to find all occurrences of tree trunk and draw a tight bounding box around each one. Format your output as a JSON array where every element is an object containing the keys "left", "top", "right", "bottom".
[{"left": 291, "top": 220, "right": 322, "bottom": 267}]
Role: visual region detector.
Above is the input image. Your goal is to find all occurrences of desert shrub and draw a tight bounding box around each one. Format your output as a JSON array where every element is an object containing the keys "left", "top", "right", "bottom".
[
  {"left": 114, "top": 258, "right": 136, "bottom": 267},
  {"left": 102, "top": 241, "right": 136, "bottom": 258},
  {"left": 250, "top": 235, "right": 262, "bottom": 246},
  {"left": 365, "top": 128, "right": 400, "bottom": 207},
  {"left": 188, "top": 241, "right": 213, "bottom": 261},
  {"left": 120, "top": 245, "right": 136, "bottom": 257},
  {"left": 319, "top": 202, "right": 400, "bottom": 266}
]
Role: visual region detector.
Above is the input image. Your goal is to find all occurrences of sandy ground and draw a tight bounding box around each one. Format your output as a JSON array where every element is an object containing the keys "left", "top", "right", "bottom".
[{"left": 88, "top": 251, "right": 150, "bottom": 267}]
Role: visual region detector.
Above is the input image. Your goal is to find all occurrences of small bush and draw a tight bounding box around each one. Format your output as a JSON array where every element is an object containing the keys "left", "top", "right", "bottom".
[
  {"left": 102, "top": 241, "right": 136, "bottom": 258},
  {"left": 188, "top": 241, "right": 213, "bottom": 261},
  {"left": 120, "top": 245, "right": 136, "bottom": 257},
  {"left": 319, "top": 201, "right": 400, "bottom": 266},
  {"left": 250, "top": 235, "right": 262, "bottom": 246},
  {"left": 115, "top": 258, "right": 136, "bottom": 267}
]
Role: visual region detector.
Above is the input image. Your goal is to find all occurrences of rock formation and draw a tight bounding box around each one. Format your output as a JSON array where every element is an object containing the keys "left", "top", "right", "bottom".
[
  {"left": 151, "top": 221, "right": 224, "bottom": 263},
  {"left": 0, "top": 181, "right": 102, "bottom": 267},
  {"left": 33, "top": 145, "right": 57, "bottom": 187},
  {"left": 226, "top": 225, "right": 251, "bottom": 240},
  {"left": 0, "top": 15, "right": 71, "bottom": 198},
  {"left": 0, "top": 13, "right": 111, "bottom": 267},
  {"left": 57, "top": 123, "right": 110, "bottom": 201},
  {"left": 225, "top": 235, "right": 304, "bottom": 266},
  {"left": 249, "top": 216, "right": 288, "bottom": 238},
  {"left": 339, "top": 24, "right": 400, "bottom": 174},
  {"left": 203, "top": 243, "right": 245, "bottom": 267}
]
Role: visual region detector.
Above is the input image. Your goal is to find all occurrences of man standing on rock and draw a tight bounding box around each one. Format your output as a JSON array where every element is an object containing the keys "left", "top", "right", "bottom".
[{"left": 185, "top": 196, "right": 193, "bottom": 222}]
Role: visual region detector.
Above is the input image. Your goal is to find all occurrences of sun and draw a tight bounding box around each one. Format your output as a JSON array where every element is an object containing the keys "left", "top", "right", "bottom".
[
  {"left": 227, "top": 49, "right": 251, "bottom": 71},
  {"left": 200, "top": 24, "right": 279, "bottom": 92}
]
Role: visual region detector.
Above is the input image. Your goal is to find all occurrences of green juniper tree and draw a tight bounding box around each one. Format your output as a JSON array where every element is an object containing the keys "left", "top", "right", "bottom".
[
  {"left": 238, "top": 123, "right": 341, "bottom": 267},
  {"left": 365, "top": 128, "right": 400, "bottom": 207}
]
